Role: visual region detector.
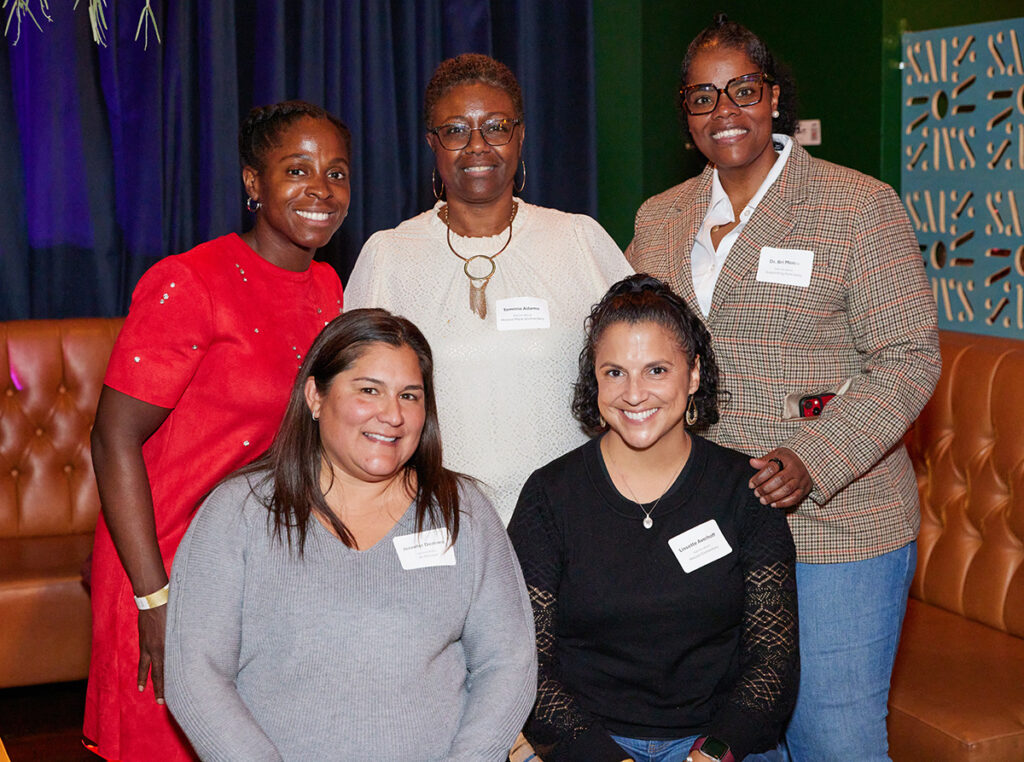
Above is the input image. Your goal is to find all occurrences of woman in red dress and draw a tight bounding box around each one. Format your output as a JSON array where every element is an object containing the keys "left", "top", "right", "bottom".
[{"left": 83, "top": 101, "right": 351, "bottom": 761}]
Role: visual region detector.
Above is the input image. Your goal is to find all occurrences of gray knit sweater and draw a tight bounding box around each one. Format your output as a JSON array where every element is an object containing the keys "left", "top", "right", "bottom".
[{"left": 165, "top": 472, "right": 536, "bottom": 761}]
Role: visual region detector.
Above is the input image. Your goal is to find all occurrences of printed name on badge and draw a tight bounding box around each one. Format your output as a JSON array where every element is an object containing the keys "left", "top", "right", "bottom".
[
  {"left": 667, "top": 519, "right": 733, "bottom": 573},
  {"left": 495, "top": 297, "right": 551, "bottom": 331},
  {"left": 756, "top": 247, "right": 814, "bottom": 288},
  {"left": 393, "top": 528, "right": 456, "bottom": 570}
]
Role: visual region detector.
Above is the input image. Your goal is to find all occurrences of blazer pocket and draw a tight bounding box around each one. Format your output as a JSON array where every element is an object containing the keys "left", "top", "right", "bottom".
[{"left": 781, "top": 377, "right": 853, "bottom": 421}]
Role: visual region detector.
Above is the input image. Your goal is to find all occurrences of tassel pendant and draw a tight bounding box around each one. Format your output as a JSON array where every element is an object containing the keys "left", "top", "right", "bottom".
[
  {"left": 469, "top": 279, "right": 488, "bottom": 319},
  {"left": 463, "top": 255, "right": 496, "bottom": 320}
]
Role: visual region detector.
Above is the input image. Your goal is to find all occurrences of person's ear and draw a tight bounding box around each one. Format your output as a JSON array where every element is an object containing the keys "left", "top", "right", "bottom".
[
  {"left": 242, "top": 166, "right": 260, "bottom": 202},
  {"left": 689, "top": 355, "right": 701, "bottom": 395},
  {"left": 304, "top": 377, "right": 322, "bottom": 420}
]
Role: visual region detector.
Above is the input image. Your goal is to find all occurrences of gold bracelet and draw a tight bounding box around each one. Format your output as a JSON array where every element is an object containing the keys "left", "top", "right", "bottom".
[{"left": 134, "top": 583, "right": 170, "bottom": 610}]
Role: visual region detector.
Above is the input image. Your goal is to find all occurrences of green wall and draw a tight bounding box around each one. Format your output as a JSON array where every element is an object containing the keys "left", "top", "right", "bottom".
[
  {"left": 596, "top": 1, "right": 885, "bottom": 247},
  {"left": 595, "top": 0, "right": 1022, "bottom": 249}
]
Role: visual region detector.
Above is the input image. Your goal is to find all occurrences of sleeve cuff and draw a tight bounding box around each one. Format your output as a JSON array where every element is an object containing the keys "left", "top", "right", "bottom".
[{"left": 707, "top": 702, "right": 775, "bottom": 762}]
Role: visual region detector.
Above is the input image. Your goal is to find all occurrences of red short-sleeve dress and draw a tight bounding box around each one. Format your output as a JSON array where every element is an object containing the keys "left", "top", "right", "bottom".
[{"left": 83, "top": 233, "right": 343, "bottom": 760}]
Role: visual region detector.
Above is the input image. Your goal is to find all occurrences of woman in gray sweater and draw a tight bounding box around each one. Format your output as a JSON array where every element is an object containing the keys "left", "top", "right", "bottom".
[{"left": 164, "top": 309, "right": 536, "bottom": 761}]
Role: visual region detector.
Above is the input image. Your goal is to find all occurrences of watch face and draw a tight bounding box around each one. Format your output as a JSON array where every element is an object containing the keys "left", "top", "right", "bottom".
[{"left": 700, "top": 736, "right": 730, "bottom": 759}]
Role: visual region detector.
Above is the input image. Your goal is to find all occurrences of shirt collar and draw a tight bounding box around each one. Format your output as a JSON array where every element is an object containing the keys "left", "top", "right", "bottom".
[{"left": 708, "top": 133, "right": 794, "bottom": 224}]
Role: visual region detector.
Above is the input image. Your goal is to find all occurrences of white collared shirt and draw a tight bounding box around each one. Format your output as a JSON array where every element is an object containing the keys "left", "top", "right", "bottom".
[{"left": 691, "top": 134, "right": 794, "bottom": 316}]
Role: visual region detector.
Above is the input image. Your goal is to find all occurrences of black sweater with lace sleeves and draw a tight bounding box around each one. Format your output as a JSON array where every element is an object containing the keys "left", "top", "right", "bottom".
[{"left": 507, "top": 435, "right": 798, "bottom": 762}]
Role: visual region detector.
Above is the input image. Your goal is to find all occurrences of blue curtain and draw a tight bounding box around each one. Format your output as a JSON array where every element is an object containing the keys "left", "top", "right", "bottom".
[{"left": 0, "top": 1, "right": 596, "bottom": 320}]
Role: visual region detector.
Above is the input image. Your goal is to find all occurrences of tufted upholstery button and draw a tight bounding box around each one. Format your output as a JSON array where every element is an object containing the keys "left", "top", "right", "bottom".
[
  {"left": 0, "top": 316, "right": 123, "bottom": 689},
  {"left": 891, "top": 331, "right": 1024, "bottom": 760}
]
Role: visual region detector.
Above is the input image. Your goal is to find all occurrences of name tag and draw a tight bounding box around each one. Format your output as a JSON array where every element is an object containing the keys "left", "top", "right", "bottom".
[
  {"left": 667, "top": 519, "right": 733, "bottom": 573},
  {"left": 393, "top": 528, "right": 455, "bottom": 570},
  {"left": 756, "top": 247, "right": 814, "bottom": 288},
  {"left": 495, "top": 297, "right": 551, "bottom": 331}
]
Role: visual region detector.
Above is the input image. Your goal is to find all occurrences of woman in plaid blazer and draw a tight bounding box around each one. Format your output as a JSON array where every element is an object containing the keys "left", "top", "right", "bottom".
[{"left": 626, "top": 15, "right": 940, "bottom": 762}]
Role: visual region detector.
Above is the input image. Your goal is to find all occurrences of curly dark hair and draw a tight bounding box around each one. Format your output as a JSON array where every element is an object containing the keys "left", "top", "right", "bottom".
[
  {"left": 423, "top": 53, "right": 524, "bottom": 127},
  {"left": 239, "top": 100, "right": 352, "bottom": 171},
  {"left": 572, "top": 275, "right": 722, "bottom": 437},
  {"left": 677, "top": 12, "right": 798, "bottom": 139}
]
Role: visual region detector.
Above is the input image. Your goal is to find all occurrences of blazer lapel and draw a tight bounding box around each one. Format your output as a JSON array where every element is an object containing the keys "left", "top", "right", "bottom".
[
  {"left": 707, "top": 143, "right": 812, "bottom": 323},
  {"left": 666, "top": 164, "right": 714, "bottom": 309}
]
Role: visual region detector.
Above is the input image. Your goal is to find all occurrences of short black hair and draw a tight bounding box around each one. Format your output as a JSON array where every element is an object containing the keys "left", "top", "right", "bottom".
[
  {"left": 239, "top": 100, "right": 352, "bottom": 171},
  {"left": 678, "top": 12, "right": 798, "bottom": 138},
  {"left": 423, "top": 53, "right": 524, "bottom": 127},
  {"left": 572, "top": 274, "right": 722, "bottom": 437}
]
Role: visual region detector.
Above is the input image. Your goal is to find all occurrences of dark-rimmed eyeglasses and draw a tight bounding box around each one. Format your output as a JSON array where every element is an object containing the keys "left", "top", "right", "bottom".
[
  {"left": 428, "top": 118, "right": 521, "bottom": 150},
  {"left": 680, "top": 72, "right": 775, "bottom": 116}
]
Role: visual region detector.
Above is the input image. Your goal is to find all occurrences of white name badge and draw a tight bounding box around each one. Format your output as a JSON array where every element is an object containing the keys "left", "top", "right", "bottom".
[
  {"left": 756, "top": 247, "right": 814, "bottom": 288},
  {"left": 393, "top": 528, "right": 456, "bottom": 570},
  {"left": 495, "top": 297, "right": 551, "bottom": 331},
  {"left": 667, "top": 519, "right": 733, "bottom": 573}
]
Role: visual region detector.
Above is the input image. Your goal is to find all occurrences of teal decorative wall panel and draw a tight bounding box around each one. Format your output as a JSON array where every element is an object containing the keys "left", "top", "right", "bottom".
[{"left": 902, "top": 18, "right": 1024, "bottom": 337}]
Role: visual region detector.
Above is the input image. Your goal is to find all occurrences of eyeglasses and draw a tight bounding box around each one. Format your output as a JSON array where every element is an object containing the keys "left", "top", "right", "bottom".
[
  {"left": 428, "top": 118, "right": 521, "bottom": 150},
  {"left": 680, "top": 72, "right": 775, "bottom": 115}
]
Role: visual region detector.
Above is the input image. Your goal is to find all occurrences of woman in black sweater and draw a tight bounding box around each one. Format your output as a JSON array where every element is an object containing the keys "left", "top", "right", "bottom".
[{"left": 508, "top": 275, "right": 797, "bottom": 762}]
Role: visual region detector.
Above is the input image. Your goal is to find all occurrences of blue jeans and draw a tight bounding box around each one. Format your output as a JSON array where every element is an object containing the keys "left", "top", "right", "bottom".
[
  {"left": 610, "top": 734, "right": 698, "bottom": 762},
  {"left": 611, "top": 734, "right": 782, "bottom": 762},
  {"left": 781, "top": 542, "right": 917, "bottom": 762}
]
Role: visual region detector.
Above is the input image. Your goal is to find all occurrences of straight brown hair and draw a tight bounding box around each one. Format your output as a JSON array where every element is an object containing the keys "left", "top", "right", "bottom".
[{"left": 243, "top": 308, "right": 462, "bottom": 553}]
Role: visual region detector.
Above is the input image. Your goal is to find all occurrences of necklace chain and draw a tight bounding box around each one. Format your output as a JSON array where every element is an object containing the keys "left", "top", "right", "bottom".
[
  {"left": 440, "top": 201, "right": 518, "bottom": 320},
  {"left": 441, "top": 201, "right": 518, "bottom": 264},
  {"left": 606, "top": 447, "right": 686, "bottom": 530}
]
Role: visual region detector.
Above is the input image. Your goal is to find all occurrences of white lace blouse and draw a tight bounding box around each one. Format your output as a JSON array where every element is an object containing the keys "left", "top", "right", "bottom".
[{"left": 345, "top": 201, "right": 633, "bottom": 522}]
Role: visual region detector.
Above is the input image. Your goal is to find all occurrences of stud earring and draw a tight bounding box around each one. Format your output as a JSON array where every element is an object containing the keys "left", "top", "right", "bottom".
[
  {"left": 772, "top": 110, "right": 780, "bottom": 119},
  {"left": 246, "top": 197, "right": 261, "bottom": 212},
  {"left": 432, "top": 168, "right": 445, "bottom": 201}
]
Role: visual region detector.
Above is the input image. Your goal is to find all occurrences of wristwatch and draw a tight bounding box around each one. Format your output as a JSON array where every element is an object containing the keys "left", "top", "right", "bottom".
[{"left": 698, "top": 736, "right": 731, "bottom": 761}]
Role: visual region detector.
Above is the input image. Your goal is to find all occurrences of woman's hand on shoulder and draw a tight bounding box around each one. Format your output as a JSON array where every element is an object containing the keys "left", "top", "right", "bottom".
[{"left": 749, "top": 447, "right": 811, "bottom": 509}]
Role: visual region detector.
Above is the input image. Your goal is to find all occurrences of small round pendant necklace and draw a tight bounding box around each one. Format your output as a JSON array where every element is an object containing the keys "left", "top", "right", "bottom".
[
  {"left": 440, "top": 201, "right": 519, "bottom": 320},
  {"left": 606, "top": 448, "right": 686, "bottom": 529}
]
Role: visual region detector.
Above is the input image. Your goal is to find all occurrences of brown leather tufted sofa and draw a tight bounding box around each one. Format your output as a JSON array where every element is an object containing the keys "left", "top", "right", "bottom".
[
  {"left": 888, "top": 330, "right": 1024, "bottom": 760},
  {"left": 0, "top": 318, "right": 122, "bottom": 688}
]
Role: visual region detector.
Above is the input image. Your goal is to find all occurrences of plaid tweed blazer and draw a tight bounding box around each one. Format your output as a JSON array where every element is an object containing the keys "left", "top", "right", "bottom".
[{"left": 626, "top": 143, "right": 941, "bottom": 563}]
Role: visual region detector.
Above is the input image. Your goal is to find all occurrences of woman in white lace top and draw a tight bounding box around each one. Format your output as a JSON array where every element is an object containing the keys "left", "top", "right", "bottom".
[{"left": 345, "top": 54, "right": 631, "bottom": 522}]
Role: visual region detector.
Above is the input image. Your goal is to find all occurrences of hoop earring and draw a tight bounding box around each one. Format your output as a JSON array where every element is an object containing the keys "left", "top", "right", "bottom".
[
  {"left": 599, "top": 414, "right": 606, "bottom": 428},
  {"left": 246, "top": 197, "right": 261, "bottom": 213},
  {"left": 432, "top": 168, "right": 445, "bottom": 201},
  {"left": 685, "top": 395, "right": 698, "bottom": 426},
  {"left": 514, "top": 159, "right": 526, "bottom": 194}
]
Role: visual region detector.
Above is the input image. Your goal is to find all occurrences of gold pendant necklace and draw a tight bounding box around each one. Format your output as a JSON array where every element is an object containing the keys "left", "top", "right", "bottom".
[{"left": 441, "top": 201, "right": 518, "bottom": 320}]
